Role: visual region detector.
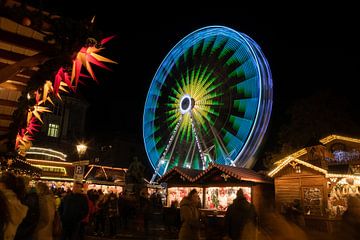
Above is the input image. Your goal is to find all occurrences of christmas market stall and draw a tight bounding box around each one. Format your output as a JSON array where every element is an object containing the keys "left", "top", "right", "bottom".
[
  {"left": 157, "top": 167, "right": 203, "bottom": 206},
  {"left": 158, "top": 163, "right": 273, "bottom": 212},
  {"left": 84, "top": 164, "right": 127, "bottom": 194},
  {"left": 268, "top": 134, "right": 360, "bottom": 233},
  {"left": 158, "top": 163, "right": 273, "bottom": 239},
  {"left": 0, "top": 154, "right": 42, "bottom": 177}
]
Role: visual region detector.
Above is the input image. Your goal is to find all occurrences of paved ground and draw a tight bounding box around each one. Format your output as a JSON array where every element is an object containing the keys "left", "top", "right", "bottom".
[
  {"left": 83, "top": 210, "right": 332, "bottom": 240},
  {"left": 85, "top": 211, "right": 181, "bottom": 240}
]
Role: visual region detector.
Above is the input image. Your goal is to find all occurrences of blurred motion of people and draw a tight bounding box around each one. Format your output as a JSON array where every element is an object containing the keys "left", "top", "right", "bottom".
[
  {"left": 332, "top": 195, "right": 360, "bottom": 240},
  {"left": 223, "top": 188, "right": 257, "bottom": 240},
  {"left": 0, "top": 172, "right": 28, "bottom": 240},
  {"left": 179, "top": 189, "right": 201, "bottom": 240}
]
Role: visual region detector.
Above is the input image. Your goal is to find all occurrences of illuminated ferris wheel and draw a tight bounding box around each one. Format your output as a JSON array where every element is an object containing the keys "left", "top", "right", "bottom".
[{"left": 143, "top": 26, "right": 272, "bottom": 180}]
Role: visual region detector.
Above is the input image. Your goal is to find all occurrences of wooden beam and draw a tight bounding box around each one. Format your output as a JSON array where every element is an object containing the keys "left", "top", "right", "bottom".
[
  {"left": 0, "top": 126, "right": 10, "bottom": 132},
  {"left": 0, "top": 99, "right": 18, "bottom": 107},
  {"left": 0, "top": 49, "right": 28, "bottom": 62},
  {"left": 0, "top": 29, "right": 51, "bottom": 52},
  {"left": 0, "top": 81, "right": 26, "bottom": 91},
  {"left": 0, "top": 53, "right": 48, "bottom": 84},
  {"left": 10, "top": 75, "right": 31, "bottom": 84},
  {"left": 0, "top": 113, "right": 12, "bottom": 121}
]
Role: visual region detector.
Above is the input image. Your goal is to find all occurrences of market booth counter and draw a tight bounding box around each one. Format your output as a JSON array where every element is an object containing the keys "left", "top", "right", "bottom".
[{"left": 158, "top": 163, "right": 273, "bottom": 239}]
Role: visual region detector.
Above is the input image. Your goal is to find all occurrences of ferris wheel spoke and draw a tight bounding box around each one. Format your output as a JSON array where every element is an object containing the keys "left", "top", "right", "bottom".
[
  {"left": 183, "top": 139, "right": 195, "bottom": 168},
  {"left": 189, "top": 113, "right": 207, "bottom": 169},
  {"left": 210, "top": 124, "right": 229, "bottom": 159},
  {"left": 153, "top": 116, "right": 183, "bottom": 175}
]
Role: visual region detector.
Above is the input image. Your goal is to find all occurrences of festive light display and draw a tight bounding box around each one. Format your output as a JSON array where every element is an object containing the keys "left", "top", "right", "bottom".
[
  {"left": 143, "top": 26, "right": 272, "bottom": 177},
  {"left": 15, "top": 36, "right": 116, "bottom": 155}
]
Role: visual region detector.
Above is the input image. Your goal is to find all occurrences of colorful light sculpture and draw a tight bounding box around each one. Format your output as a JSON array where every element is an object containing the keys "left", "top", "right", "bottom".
[
  {"left": 143, "top": 26, "right": 273, "bottom": 178},
  {"left": 15, "top": 36, "right": 116, "bottom": 155}
]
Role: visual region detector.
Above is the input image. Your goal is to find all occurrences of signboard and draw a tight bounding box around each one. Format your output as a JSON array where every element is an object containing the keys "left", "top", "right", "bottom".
[
  {"left": 74, "top": 165, "right": 85, "bottom": 182},
  {"left": 72, "top": 160, "right": 89, "bottom": 182}
]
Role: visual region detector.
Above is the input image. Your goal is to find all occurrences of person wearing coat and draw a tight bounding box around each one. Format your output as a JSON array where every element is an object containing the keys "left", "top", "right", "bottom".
[
  {"left": 32, "top": 182, "right": 56, "bottom": 240},
  {"left": 178, "top": 189, "right": 201, "bottom": 240},
  {"left": 0, "top": 172, "right": 28, "bottom": 240},
  {"left": 223, "top": 189, "right": 257, "bottom": 240},
  {"left": 0, "top": 189, "right": 10, "bottom": 240}
]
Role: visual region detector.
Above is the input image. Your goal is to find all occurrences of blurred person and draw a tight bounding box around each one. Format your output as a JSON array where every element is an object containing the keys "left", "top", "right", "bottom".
[
  {"left": 164, "top": 200, "right": 180, "bottom": 233},
  {"left": 14, "top": 178, "right": 40, "bottom": 240},
  {"left": 0, "top": 190, "right": 10, "bottom": 240},
  {"left": 32, "top": 182, "right": 56, "bottom": 240},
  {"left": 332, "top": 195, "right": 360, "bottom": 240},
  {"left": 117, "top": 191, "right": 129, "bottom": 230},
  {"left": 107, "top": 192, "right": 118, "bottom": 237},
  {"left": 59, "top": 182, "right": 88, "bottom": 240},
  {"left": 179, "top": 189, "right": 201, "bottom": 240},
  {"left": 0, "top": 172, "right": 28, "bottom": 240},
  {"left": 94, "top": 189, "right": 106, "bottom": 236},
  {"left": 290, "top": 199, "right": 305, "bottom": 228},
  {"left": 139, "top": 190, "right": 151, "bottom": 234},
  {"left": 255, "top": 188, "right": 309, "bottom": 240},
  {"left": 223, "top": 189, "right": 257, "bottom": 240}
]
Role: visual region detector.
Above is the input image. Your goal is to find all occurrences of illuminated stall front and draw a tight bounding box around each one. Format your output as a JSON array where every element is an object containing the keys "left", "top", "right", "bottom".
[
  {"left": 158, "top": 168, "right": 203, "bottom": 206},
  {"left": 26, "top": 147, "right": 127, "bottom": 192},
  {"left": 84, "top": 164, "right": 127, "bottom": 194},
  {"left": 268, "top": 134, "right": 360, "bottom": 232},
  {"left": 158, "top": 163, "right": 273, "bottom": 213}
]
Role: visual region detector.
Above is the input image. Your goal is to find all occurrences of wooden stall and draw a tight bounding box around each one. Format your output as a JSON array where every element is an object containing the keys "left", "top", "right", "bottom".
[
  {"left": 158, "top": 163, "right": 273, "bottom": 239},
  {"left": 268, "top": 134, "right": 360, "bottom": 232}
]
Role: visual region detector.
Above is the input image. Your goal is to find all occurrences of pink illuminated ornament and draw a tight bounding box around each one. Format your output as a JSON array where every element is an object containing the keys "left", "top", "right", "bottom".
[
  {"left": 71, "top": 36, "right": 117, "bottom": 87},
  {"left": 54, "top": 67, "right": 73, "bottom": 95},
  {"left": 26, "top": 117, "right": 41, "bottom": 135}
]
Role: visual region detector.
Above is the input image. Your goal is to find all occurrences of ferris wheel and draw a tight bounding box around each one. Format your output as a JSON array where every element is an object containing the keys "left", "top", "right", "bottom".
[{"left": 143, "top": 26, "right": 272, "bottom": 180}]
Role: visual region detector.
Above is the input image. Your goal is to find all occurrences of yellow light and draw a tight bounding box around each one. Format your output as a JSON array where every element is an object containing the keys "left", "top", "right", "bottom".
[
  {"left": 76, "top": 143, "right": 87, "bottom": 155},
  {"left": 87, "top": 164, "right": 127, "bottom": 171},
  {"left": 268, "top": 157, "right": 327, "bottom": 177},
  {"left": 27, "top": 159, "right": 73, "bottom": 165},
  {"left": 32, "top": 164, "right": 67, "bottom": 174},
  {"left": 320, "top": 135, "right": 360, "bottom": 144},
  {"left": 273, "top": 148, "right": 308, "bottom": 165},
  {"left": 40, "top": 176, "right": 75, "bottom": 181}
]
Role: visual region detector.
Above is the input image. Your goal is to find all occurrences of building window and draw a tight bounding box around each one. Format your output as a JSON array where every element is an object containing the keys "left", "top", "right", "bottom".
[{"left": 47, "top": 123, "right": 60, "bottom": 137}]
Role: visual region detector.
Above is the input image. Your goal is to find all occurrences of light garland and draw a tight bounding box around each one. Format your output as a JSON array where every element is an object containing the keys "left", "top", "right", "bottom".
[
  {"left": 27, "top": 158, "right": 73, "bottom": 165},
  {"left": 32, "top": 164, "right": 67, "bottom": 174},
  {"left": 320, "top": 135, "right": 360, "bottom": 145}
]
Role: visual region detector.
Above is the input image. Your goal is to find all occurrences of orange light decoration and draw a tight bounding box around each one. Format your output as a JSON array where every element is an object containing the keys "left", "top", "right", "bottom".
[
  {"left": 71, "top": 36, "right": 117, "bottom": 87},
  {"left": 15, "top": 36, "right": 117, "bottom": 155}
]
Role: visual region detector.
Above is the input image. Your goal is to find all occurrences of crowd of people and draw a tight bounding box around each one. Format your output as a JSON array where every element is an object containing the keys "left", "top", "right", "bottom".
[
  {"left": 0, "top": 172, "right": 164, "bottom": 240},
  {"left": 2, "top": 171, "right": 360, "bottom": 240}
]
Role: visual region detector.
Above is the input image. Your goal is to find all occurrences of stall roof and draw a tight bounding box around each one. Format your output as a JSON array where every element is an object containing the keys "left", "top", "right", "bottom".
[
  {"left": 268, "top": 134, "right": 360, "bottom": 178},
  {"left": 194, "top": 163, "right": 273, "bottom": 184},
  {"left": 158, "top": 163, "right": 272, "bottom": 184},
  {"left": 157, "top": 167, "right": 202, "bottom": 183}
]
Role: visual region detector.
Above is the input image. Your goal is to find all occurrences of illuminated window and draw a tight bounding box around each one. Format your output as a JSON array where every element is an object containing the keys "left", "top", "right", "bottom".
[
  {"left": 295, "top": 165, "right": 301, "bottom": 173},
  {"left": 47, "top": 123, "right": 60, "bottom": 137}
]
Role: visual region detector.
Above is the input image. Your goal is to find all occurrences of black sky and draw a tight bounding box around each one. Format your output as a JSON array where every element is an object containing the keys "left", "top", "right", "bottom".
[{"left": 38, "top": 3, "right": 359, "bottom": 153}]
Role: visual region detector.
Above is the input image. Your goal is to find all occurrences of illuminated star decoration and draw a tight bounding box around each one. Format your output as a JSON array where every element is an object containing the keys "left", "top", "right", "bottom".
[
  {"left": 71, "top": 36, "right": 117, "bottom": 88},
  {"left": 15, "top": 36, "right": 117, "bottom": 155}
]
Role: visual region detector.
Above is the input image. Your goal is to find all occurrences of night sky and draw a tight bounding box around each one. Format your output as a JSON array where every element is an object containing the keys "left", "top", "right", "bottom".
[
  {"left": 79, "top": 6, "right": 359, "bottom": 132},
  {"left": 33, "top": 2, "right": 360, "bottom": 167}
]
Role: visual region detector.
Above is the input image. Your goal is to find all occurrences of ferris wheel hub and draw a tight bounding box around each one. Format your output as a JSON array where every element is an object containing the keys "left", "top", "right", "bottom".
[{"left": 180, "top": 94, "right": 195, "bottom": 114}]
